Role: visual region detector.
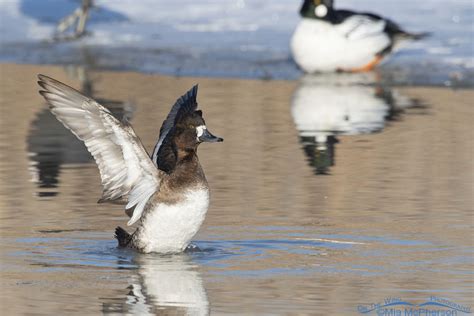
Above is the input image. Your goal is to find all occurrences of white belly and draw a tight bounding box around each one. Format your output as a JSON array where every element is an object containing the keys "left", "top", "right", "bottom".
[
  {"left": 136, "top": 189, "right": 209, "bottom": 253},
  {"left": 291, "top": 17, "right": 391, "bottom": 72}
]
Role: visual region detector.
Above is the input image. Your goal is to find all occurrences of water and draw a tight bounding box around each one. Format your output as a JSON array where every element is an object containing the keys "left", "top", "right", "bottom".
[
  {"left": 0, "top": 64, "right": 472, "bottom": 314},
  {"left": 0, "top": 0, "right": 473, "bottom": 86}
]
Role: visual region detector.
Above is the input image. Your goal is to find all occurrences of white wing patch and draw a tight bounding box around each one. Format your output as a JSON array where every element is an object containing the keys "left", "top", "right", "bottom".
[
  {"left": 38, "top": 75, "right": 162, "bottom": 226},
  {"left": 338, "top": 15, "right": 386, "bottom": 40}
]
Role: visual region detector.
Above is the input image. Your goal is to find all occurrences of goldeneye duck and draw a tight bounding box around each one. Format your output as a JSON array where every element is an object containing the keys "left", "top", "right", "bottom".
[
  {"left": 38, "top": 75, "right": 223, "bottom": 253},
  {"left": 291, "top": 0, "right": 428, "bottom": 73}
]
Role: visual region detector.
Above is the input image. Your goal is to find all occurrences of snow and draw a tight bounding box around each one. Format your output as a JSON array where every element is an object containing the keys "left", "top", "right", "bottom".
[{"left": 0, "top": 0, "right": 472, "bottom": 85}]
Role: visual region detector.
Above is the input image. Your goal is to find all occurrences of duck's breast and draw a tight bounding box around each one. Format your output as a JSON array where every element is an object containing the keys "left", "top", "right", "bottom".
[{"left": 138, "top": 188, "right": 209, "bottom": 253}]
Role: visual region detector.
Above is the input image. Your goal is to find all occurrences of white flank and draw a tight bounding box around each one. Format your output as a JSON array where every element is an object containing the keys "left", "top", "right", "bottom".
[
  {"left": 291, "top": 17, "right": 390, "bottom": 72},
  {"left": 136, "top": 189, "right": 210, "bottom": 253}
]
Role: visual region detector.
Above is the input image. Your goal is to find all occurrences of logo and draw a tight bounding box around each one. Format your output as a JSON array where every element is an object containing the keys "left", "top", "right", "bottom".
[{"left": 358, "top": 296, "right": 471, "bottom": 315}]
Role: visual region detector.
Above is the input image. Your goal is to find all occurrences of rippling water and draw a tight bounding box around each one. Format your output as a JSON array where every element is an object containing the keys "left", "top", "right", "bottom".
[{"left": 0, "top": 64, "right": 472, "bottom": 315}]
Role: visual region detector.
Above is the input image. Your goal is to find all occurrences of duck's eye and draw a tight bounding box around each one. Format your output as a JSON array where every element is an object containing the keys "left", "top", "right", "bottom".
[{"left": 188, "top": 124, "right": 194, "bottom": 128}]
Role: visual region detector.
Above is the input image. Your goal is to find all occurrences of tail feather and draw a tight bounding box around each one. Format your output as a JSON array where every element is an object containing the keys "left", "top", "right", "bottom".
[
  {"left": 385, "top": 19, "right": 430, "bottom": 41},
  {"left": 399, "top": 31, "right": 431, "bottom": 40},
  {"left": 115, "top": 226, "right": 131, "bottom": 247}
]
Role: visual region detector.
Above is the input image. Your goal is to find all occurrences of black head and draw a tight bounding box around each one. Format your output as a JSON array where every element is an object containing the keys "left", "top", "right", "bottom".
[
  {"left": 174, "top": 109, "right": 223, "bottom": 150},
  {"left": 300, "top": 0, "right": 334, "bottom": 19},
  {"left": 153, "top": 85, "right": 222, "bottom": 173}
]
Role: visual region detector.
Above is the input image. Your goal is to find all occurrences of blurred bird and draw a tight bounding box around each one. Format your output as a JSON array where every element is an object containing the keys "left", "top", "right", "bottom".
[
  {"left": 55, "top": 0, "right": 94, "bottom": 40},
  {"left": 291, "top": 0, "right": 429, "bottom": 73}
]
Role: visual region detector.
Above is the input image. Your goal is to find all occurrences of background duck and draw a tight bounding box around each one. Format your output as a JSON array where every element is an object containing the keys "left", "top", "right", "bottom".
[
  {"left": 291, "top": 0, "right": 429, "bottom": 73},
  {"left": 38, "top": 75, "right": 223, "bottom": 253}
]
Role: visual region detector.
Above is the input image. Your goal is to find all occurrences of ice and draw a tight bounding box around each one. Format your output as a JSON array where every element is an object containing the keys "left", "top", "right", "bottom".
[{"left": 0, "top": 0, "right": 472, "bottom": 85}]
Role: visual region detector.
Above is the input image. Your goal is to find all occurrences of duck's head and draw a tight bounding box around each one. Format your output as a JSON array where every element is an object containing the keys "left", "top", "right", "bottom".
[
  {"left": 170, "top": 85, "right": 223, "bottom": 153},
  {"left": 153, "top": 85, "right": 223, "bottom": 172},
  {"left": 299, "top": 0, "right": 334, "bottom": 19},
  {"left": 174, "top": 110, "right": 223, "bottom": 151}
]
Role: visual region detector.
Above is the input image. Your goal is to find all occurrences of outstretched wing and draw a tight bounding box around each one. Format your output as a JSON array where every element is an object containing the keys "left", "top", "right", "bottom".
[
  {"left": 38, "top": 74, "right": 162, "bottom": 226},
  {"left": 150, "top": 85, "right": 198, "bottom": 169}
]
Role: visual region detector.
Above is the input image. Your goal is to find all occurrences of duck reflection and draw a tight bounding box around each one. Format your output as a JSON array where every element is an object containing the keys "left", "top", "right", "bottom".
[
  {"left": 27, "top": 66, "right": 134, "bottom": 197},
  {"left": 291, "top": 72, "right": 418, "bottom": 175},
  {"left": 103, "top": 253, "right": 209, "bottom": 315}
]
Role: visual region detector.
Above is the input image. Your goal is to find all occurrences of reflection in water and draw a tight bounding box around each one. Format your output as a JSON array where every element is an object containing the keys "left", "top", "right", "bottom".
[
  {"left": 291, "top": 73, "right": 420, "bottom": 175},
  {"left": 300, "top": 135, "right": 339, "bottom": 175},
  {"left": 103, "top": 253, "right": 209, "bottom": 315},
  {"left": 27, "top": 66, "right": 135, "bottom": 197}
]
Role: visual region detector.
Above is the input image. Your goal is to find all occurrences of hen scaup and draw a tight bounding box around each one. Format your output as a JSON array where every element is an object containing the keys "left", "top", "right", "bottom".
[{"left": 38, "top": 75, "right": 223, "bottom": 253}]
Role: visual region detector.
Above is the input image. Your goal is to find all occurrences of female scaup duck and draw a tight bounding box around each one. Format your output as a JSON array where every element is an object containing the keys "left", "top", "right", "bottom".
[
  {"left": 291, "top": 0, "right": 428, "bottom": 73},
  {"left": 38, "top": 75, "right": 223, "bottom": 253}
]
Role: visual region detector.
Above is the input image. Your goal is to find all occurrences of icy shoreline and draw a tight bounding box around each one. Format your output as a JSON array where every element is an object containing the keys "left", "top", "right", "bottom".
[{"left": 1, "top": 0, "right": 473, "bottom": 86}]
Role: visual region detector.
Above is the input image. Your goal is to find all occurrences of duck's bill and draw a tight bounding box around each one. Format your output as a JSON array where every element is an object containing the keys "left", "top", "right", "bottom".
[{"left": 199, "top": 129, "right": 223, "bottom": 143}]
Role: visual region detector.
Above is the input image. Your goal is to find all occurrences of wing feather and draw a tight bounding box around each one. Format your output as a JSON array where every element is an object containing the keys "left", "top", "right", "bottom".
[
  {"left": 38, "top": 74, "right": 162, "bottom": 225},
  {"left": 337, "top": 15, "right": 386, "bottom": 40}
]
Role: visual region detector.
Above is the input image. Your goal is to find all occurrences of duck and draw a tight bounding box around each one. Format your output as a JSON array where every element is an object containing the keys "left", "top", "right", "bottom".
[
  {"left": 38, "top": 75, "right": 223, "bottom": 253},
  {"left": 291, "top": 0, "right": 428, "bottom": 73}
]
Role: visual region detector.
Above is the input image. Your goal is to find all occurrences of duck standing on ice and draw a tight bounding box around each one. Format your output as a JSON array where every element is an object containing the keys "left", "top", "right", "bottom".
[
  {"left": 291, "top": 0, "right": 428, "bottom": 73},
  {"left": 38, "top": 75, "right": 223, "bottom": 253}
]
